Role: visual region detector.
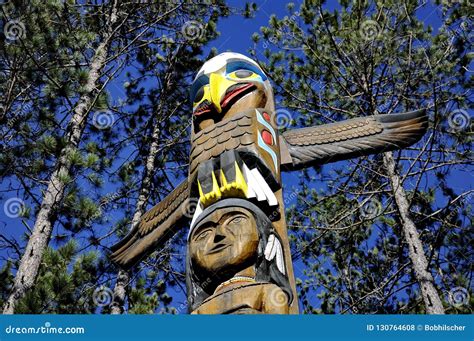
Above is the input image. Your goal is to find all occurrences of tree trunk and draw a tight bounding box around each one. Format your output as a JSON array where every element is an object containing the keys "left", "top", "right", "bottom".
[
  {"left": 3, "top": 1, "right": 119, "bottom": 314},
  {"left": 110, "top": 51, "right": 180, "bottom": 314},
  {"left": 110, "top": 120, "right": 161, "bottom": 314},
  {"left": 383, "top": 151, "right": 445, "bottom": 314}
]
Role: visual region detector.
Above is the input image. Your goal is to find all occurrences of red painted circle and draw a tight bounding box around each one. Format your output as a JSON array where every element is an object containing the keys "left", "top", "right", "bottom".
[
  {"left": 263, "top": 112, "right": 271, "bottom": 122},
  {"left": 261, "top": 130, "right": 273, "bottom": 145}
]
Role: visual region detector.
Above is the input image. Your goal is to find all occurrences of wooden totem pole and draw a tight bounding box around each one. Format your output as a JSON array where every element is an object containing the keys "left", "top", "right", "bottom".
[{"left": 110, "top": 52, "right": 428, "bottom": 314}]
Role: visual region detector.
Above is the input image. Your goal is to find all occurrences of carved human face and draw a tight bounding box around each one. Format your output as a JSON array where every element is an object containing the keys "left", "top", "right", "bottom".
[{"left": 189, "top": 207, "right": 259, "bottom": 278}]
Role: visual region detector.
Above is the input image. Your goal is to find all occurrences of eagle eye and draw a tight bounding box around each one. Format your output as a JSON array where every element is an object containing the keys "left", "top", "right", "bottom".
[
  {"left": 194, "top": 86, "right": 205, "bottom": 103},
  {"left": 234, "top": 70, "right": 253, "bottom": 78}
]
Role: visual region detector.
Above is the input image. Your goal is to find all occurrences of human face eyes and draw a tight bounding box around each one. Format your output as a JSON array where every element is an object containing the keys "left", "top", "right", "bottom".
[
  {"left": 226, "top": 214, "right": 247, "bottom": 226},
  {"left": 194, "top": 226, "right": 213, "bottom": 242}
]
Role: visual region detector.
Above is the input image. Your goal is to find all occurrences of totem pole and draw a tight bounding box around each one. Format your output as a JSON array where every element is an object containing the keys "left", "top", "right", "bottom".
[{"left": 110, "top": 52, "right": 428, "bottom": 314}]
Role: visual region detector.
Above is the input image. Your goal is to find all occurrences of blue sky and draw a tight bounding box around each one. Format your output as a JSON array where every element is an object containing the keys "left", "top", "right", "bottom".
[
  {"left": 1, "top": 0, "right": 472, "bottom": 313},
  {"left": 168, "top": 0, "right": 472, "bottom": 312}
]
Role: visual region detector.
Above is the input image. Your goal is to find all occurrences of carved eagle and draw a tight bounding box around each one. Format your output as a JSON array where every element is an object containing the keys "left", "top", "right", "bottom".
[{"left": 110, "top": 53, "right": 428, "bottom": 268}]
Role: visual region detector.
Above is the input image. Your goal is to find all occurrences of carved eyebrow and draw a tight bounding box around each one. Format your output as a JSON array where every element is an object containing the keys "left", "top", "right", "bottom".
[
  {"left": 189, "top": 75, "right": 209, "bottom": 102},
  {"left": 191, "top": 209, "right": 249, "bottom": 238},
  {"left": 225, "top": 60, "right": 267, "bottom": 80},
  {"left": 192, "top": 222, "right": 214, "bottom": 240},
  {"left": 219, "top": 212, "right": 247, "bottom": 225}
]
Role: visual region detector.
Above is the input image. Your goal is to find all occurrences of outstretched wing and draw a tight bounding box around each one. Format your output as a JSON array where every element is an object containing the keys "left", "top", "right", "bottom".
[
  {"left": 280, "top": 110, "right": 428, "bottom": 171},
  {"left": 110, "top": 179, "right": 190, "bottom": 269}
]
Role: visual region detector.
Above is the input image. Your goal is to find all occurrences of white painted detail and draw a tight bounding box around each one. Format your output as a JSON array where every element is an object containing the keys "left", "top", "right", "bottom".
[
  {"left": 264, "top": 234, "right": 286, "bottom": 275},
  {"left": 188, "top": 199, "right": 203, "bottom": 239},
  {"left": 250, "top": 168, "right": 278, "bottom": 206},
  {"left": 264, "top": 234, "right": 276, "bottom": 260},
  {"left": 242, "top": 163, "right": 257, "bottom": 199},
  {"left": 275, "top": 239, "right": 286, "bottom": 275},
  {"left": 245, "top": 166, "right": 266, "bottom": 202},
  {"left": 196, "top": 52, "right": 261, "bottom": 79}
]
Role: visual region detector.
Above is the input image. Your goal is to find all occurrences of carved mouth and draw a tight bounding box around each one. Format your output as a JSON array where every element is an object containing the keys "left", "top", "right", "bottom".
[
  {"left": 208, "top": 243, "right": 230, "bottom": 254},
  {"left": 194, "top": 100, "right": 212, "bottom": 117},
  {"left": 221, "top": 83, "right": 256, "bottom": 111},
  {"left": 193, "top": 83, "right": 256, "bottom": 117}
]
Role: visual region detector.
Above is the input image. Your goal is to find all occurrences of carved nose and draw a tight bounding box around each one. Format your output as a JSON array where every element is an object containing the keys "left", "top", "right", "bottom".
[{"left": 213, "top": 233, "right": 225, "bottom": 244}]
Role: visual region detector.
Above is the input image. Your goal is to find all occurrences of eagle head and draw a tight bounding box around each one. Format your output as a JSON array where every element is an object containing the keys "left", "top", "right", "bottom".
[{"left": 190, "top": 52, "right": 274, "bottom": 132}]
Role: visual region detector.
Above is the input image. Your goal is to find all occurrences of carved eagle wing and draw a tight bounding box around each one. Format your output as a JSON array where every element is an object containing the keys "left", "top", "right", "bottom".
[
  {"left": 110, "top": 179, "right": 190, "bottom": 269},
  {"left": 279, "top": 109, "right": 428, "bottom": 170}
]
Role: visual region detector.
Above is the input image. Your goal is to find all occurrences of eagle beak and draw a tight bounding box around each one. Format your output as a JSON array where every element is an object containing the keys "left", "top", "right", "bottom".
[{"left": 209, "top": 73, "right": 234, "bottom": 113}]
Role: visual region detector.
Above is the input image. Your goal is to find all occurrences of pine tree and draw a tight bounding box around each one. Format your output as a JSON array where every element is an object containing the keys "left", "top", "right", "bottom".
[
  {"left": 253, "top": 0, "right": 472, "bottom": 314},
  {"left": 2, "top": 0, "right": 122, "bottom": 314},
  {"left": 1, "top": 0, "right": 230, "bottom": 313},
  {"left": 107, "top": 10, "right": 229, "bottom": 313}
]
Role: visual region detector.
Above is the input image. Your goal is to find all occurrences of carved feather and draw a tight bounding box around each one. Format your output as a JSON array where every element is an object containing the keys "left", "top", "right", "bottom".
[
  {"left": 264, "top": 234, "right": 286, "bottom": 275},
  {"left": 110, "top": 180, "right": 190, "bottom": 268},
  {"left": 189, "top": 111, "right": 254, "bottom": 179},
  {"left": 280, "top": 109, "right": 428, "bottom": 170}
]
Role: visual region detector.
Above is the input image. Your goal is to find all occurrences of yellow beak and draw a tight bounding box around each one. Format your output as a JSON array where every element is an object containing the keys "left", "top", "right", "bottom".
[{"left": 209, "top": 73, "right": 235, "bottom": 113}]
